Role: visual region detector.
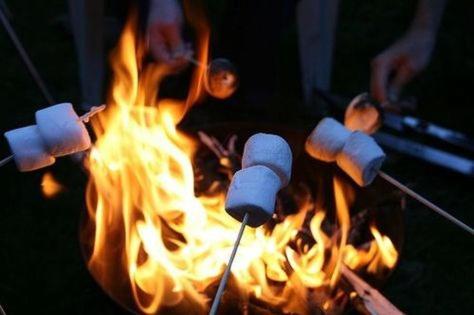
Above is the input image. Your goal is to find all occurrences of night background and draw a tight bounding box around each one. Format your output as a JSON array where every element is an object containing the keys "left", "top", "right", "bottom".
[{"left": 0, "top": 0, "right": 473, "bottom": 314}]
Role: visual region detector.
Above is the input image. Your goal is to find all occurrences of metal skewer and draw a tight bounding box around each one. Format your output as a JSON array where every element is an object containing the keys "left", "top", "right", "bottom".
[
  {"left": 184, "top": 55, "right": 203, "bottom": 68},
  {"left": 0, "top": 155, "right": 13, "bottom": 167},
  {"left": 0, "top": 2, "right": 55, "bottom": 105},
  {"left": 209, "top": 212, "right": 249, "bottom": 315},
  {"left": 0, "top": 105, "right": 106, "bottom": 168},
  {"left": 378, "top": 171, "right": 473, "bottom": 235},
  {"left": 77, "top": 104, "right": 106, "bottom": 122}
]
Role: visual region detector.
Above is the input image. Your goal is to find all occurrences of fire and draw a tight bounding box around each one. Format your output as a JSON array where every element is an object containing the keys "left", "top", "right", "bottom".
[
  {"left": 41, "top": 172, "right": 64, "bottom": 198},
  {"left": 84, "top": 9, "right": 399, "bottom": 315}
]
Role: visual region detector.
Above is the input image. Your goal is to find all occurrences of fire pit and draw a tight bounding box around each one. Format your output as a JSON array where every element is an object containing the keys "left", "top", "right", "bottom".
[
  {"left": 78, "top": 14, "right": 404, "bottom": 315},
  {"left": 79, "top": 120, "right": 404, "bottom": 314}
]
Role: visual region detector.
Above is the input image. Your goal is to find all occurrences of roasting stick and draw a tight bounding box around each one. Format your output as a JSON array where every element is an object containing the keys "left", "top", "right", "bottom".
[
  {"left": 173, "top": 48, "right": 238, "bottom": 99},
  {"left": 306, "top": 118, "right": 474, "bottom": 236},
  {"left": 0, "top": 154, "right": 13, "bottom": 167},
  {"left": 0, "top": 3, "right": 55, "bottom": 105},
  {"left": 0, "top": 104, "right": 106, "bottom": 168},
  {"left": 378, "top": 171, "right": 474, "bottom": 235},
  {"left": 184, "top": 55, "right": 202, "bottom": 68},
  {"left": 209, "top": 212, "right": 249, "bottom": 315},
  {"left": 77, "top": 104, "right": 106, "bottom": 122},
  {"left": 210, "top": 134, "right": 292, "bottom": 314}
]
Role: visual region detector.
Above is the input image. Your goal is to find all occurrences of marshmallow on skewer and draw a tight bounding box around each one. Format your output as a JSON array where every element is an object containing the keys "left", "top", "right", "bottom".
[
  {"left": 242, "top": 133, "right": 292, "bottom": 187},
  {"left": 4, "top": 125, "right": 55, "bottom": 172},
  {"left": 305, "top": 118, "right": 351, "bottom": 162},
  {"left": 35, "top": 103, "right": 91, "bottom": 157},
  {"left": 303, "top": 119, "right": 474, "bottom": 235},
  {"left": 225, "top": 165, "right": 281, "bottom": 227},
  {"left": 212, "top": 134, "right": 293, "bottom": 312},
  {"left": 344, "top": 93, "right": 381, "bottom": 135},
  {"left": 337, "top": 131, "right": 386, "bottom": 186}
]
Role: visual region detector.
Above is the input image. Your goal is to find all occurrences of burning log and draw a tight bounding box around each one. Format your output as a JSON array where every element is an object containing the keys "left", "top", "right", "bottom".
[{"left": 341, "top": 265, "right": 404, "bottom": 315}]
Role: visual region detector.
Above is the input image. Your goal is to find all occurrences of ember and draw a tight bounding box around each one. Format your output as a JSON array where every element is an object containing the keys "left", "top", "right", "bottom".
[
  {"left": 41, "top": 172, "right": 64, "bottom": 198},
  {"left": 81, "top": 12, "right": 400, "bottom": 315}
]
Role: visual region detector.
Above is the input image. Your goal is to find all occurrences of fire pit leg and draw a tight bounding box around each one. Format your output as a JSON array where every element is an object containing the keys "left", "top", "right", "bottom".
[{"left": 209, "top": 212, "right": 249, "bottom": 315}]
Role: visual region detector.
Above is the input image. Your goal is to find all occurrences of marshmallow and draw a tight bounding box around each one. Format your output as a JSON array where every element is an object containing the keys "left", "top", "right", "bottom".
[
  {"left": 225, "top": 165, "right": 281, "bottom": 227},
  {"left": 35, "top": 103, "right": 91, "bottom": 157},
  {"left": 4, "top": 125, "right": 55, "bottom": 172},
  {"left": 337, "top": 131, "right": 386, "bottom": 186},
  {"left": 305, "top": 118, "right": 351, "bottom": 162},
  {"left": 344, "top": 93, "right": 381, "bottom": 135},
  {"left": 205, "top": 58, "right": 239, "bottom": 99},
  {"left": 242, "top": 133, "right": 292, "bottom": 187}
]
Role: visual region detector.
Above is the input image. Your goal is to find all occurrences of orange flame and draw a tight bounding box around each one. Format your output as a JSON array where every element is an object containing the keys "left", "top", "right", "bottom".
[
  {"left": 84, "top": 11, "right": 399, "bottom": 315},
  {"left": 41, "top": 172, "right": 63, "bottom": 198}
]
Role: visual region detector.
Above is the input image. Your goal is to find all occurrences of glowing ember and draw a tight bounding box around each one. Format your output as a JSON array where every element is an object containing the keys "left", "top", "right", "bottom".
[
  {"left": 41, "top": 172, "right": 64, "bottom": 198},
  {"left": 83, "top": 11, "right": 399, "bottom": 315}
]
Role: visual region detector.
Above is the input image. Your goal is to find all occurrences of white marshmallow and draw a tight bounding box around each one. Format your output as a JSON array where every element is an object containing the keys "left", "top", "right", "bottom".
[
  {"left": 35, "top": 103, "right": 91, "bottom": 157},
  {"left": 336, "top": 131, "right": 385, "bottom": 186},
  {"left": 4, "top": 125, "right": 55, "bottom": 172},
  {"left": 225, "top": 165, "right": 281, "bottom": 227},
  {"left": 242, "top": 133, "right": 292, "bottom": 187},
  {"left": 305, "top": 118, "right": 351, "bottom": 162}
]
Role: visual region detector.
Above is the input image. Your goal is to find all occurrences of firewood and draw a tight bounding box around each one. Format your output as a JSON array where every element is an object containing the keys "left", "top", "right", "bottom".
[{"left": 341, "top": 265, "right": 404, "bottom": 315}]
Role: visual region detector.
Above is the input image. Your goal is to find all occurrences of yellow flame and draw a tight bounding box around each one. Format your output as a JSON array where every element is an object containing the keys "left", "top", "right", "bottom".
[
  {"left": 41, "top": 172, "right": 63, "bottom": 198},
  {"left": 329, "top": 178, "right": 351, "bottom": 288},
  {"left": 84, "top": 11, "right": 399, "bottom": 315},
  {"left": 369, "top": 225, "right": 398, "bottom": 272}
]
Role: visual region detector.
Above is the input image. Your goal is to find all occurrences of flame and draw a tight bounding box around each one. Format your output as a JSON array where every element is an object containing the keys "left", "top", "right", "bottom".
[
  {"left": 84, "top": 10, "right": 399, "bottom": 315},
  {"left": 41, "top": 172, "right": 63, "bottom": 198},
  {"left": 368, "top": 225, "right": 398, "bottom": 272}
]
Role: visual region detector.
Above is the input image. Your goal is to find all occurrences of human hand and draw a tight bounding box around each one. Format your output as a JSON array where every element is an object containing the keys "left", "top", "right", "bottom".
[
  {"left": 371, "top": 29, "right": 436, "bottom": 103},
  {"left": 147, "top": 0, "right": 190, "bottom": 70}
]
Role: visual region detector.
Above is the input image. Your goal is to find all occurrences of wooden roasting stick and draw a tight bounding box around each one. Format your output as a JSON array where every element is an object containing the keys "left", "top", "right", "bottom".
[
  {"left": 341, "top": 265, "right": 404, "bottom": 315},
  {"left": 209, "top": 212, "right": 249, "bottom": 315},
  {"left": 306, "top": 118, "right": 474, "bottom": 236},
  {"left": 0, "top": 104, "right": 106, "bottom": 168},
  {"left": 378, "top": 171, "right": 474, "bottom": 235},
  {"left": 0, "top": 154, "right": 13, "bottom": 167}
]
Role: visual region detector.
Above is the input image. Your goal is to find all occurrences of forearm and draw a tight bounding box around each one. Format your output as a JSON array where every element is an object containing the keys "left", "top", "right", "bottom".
[{"left": 410, "top": 0, "right": 447, "bottom": 34}]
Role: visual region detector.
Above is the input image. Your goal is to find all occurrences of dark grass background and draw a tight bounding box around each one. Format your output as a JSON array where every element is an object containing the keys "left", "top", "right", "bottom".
[{"left": 0, "top": 0, "right": 473, "bottom": 314}]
